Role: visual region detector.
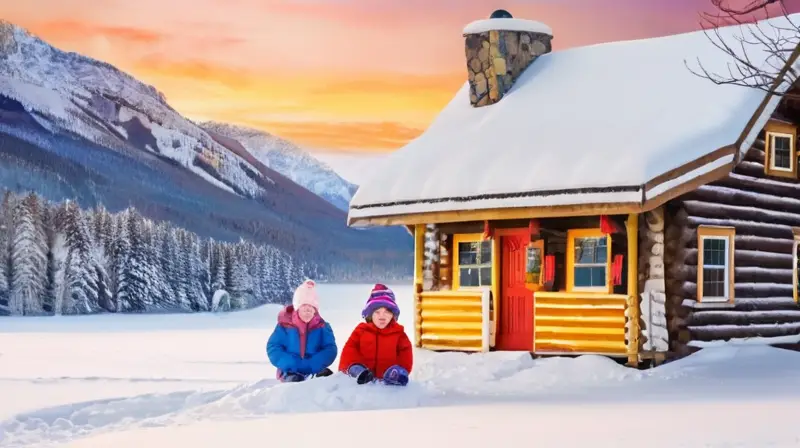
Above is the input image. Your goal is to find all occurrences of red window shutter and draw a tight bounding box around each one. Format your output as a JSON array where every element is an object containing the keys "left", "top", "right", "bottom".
[
  {"left": 612, "top": 254, "right": 624, "bottom": 286},
  {"left": 544, "top": 255, "right": 556, "bottom": 283}
]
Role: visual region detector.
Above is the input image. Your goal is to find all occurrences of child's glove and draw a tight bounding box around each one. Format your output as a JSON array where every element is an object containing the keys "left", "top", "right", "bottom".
[
  {"left": 347, "top": 364, "right": 375, "bottom": 385},
  {"left": 383, "top": 365, "right": 409, "bottom": 386}
]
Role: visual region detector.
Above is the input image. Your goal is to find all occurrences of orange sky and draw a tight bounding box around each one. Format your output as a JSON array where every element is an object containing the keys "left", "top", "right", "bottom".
[{"left": 3, "top": 0, "right": 797, "bottom": 152}]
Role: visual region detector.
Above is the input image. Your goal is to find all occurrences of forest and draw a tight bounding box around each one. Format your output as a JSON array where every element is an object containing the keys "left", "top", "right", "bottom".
[{"left": 0, "top": 190, "right": 313, "bottom": 316}]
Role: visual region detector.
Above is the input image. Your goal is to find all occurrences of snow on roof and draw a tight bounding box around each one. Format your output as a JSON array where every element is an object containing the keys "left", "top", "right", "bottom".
[
  {"left": 463, "top": 18, "right": 553, "bottom": 36},
  {"left": 349, "top": 15, "right": 800, "bottom": 224}
]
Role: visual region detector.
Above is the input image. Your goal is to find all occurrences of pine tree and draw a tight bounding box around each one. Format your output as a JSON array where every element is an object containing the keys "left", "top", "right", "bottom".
[
  {"left": 9, "top": 193, "right": 48, "bottom": 315},
  {"left": 57, "top": 201, "right": 101, "bottom": 314},
  {"left": 0, "top": 191, "right": 16, "bottom": 314},
  {"left": 116, "top": 209, "right": 152, "bottom": 312}
]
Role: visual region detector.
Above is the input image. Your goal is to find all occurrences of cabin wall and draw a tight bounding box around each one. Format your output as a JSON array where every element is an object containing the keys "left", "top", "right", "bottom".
[{"left": 664, "top": 134, "right": 800, "bottom": 356}]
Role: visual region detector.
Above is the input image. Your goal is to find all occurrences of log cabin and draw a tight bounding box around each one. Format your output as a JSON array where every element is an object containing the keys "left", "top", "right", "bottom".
[{"left": 347, "top": 10, "right": 800, "bottom": 366}]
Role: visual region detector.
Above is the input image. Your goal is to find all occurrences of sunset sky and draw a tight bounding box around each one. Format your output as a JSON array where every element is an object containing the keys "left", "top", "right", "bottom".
[{"left": 4, "top": 0, "right": 798, "bottom": 153}]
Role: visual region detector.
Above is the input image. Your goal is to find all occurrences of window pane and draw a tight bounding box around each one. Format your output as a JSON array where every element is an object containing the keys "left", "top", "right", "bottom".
[
  {"left": 703, "top": 267, "right": 725, "bottom": 297},
  {"left": 574, "top": 266, "right": 606, "bottom": 288},
  {"left": 458, "top": 242, "right": 478, "bottom": 265},
  {"left": 460, "top": 267, "right": 479, "bottom": 287},
  {"left": 479, "top": 241, "right": 492, "bottom": 264},
  {"left": 574, "top": 237, "right": 607, "bottom": 264},
  {"left": 702, "top": 238, "right": 727, "bottom": 266},
  {"left": 526, "top": 247, "right": 541, "bottom": 274},
  {"left": 773, "top": 136, "right": 792, "bottom": 169},
  {"left": 479, "top": 267, "right": 492, "bottom": 286}
]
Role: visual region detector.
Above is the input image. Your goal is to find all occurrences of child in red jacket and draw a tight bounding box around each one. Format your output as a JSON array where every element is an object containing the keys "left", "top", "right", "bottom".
[{"left": 338, "top": 284, "right": 413, "bottom": 386}]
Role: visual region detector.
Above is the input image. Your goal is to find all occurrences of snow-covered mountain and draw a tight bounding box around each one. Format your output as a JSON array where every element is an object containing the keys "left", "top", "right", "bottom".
[
  {"left": 0, "top": 20, "right": 413, "bottom": 281},
  {"left": 201, "top": 122, "right": 358, "bottom": 211}
]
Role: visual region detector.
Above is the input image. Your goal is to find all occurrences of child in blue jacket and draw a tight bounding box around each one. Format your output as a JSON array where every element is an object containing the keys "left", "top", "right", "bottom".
[{"left": 267, "top": 280, "right": 337, "bottom": 382}]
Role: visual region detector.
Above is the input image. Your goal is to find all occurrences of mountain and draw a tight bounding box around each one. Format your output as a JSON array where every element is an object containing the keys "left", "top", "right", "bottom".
[
  {"left": 0, "top": 20, "right": 412, "bottom": 281},
  {"left": 201, "top": 122, "right": 358, "bottom": 211}
]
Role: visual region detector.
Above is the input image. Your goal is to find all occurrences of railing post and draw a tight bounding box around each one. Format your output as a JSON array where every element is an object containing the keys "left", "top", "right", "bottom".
[
  {"left": 414, "top": 283, "right": 423, "bottom": 348},
  {"left": 625, "top": 213, "right": 640, "bottom": 367},
  {"left": 481, "top": 288, "right": 491, "bottom": 352}
]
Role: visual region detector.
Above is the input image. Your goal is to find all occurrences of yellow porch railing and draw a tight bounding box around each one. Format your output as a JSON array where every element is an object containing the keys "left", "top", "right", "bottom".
[
  {"left": 415, "top": 289, "right": 491, "bottom": 352},
  {"left": 533, "top": 291, "right": 634, "bottom": 356}
]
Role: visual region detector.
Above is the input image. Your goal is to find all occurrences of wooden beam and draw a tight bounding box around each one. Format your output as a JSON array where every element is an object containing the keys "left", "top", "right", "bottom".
[
  {"left": 643, "top": 145, "right": 735, "bottom": 192},
  {"left": 349, "top": 201, "right": 645, "bottom": 227},
  {"left": 414, "top": 224, "right": 424, "bottom": 286},
  {"left": 625, "top": 213, "right": 639, "bottom": 367}
]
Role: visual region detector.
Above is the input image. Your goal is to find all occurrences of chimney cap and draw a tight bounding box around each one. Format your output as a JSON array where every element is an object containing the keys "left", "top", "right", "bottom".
[
  {"left": 489, "top": 9, "right": 513, "bottom": 19},
  {"left": 463, "top": 17, "right": 552, "bottom": 36}
]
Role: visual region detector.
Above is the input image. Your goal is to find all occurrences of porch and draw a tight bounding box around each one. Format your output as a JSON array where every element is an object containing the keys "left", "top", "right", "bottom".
[{"left": 411, "top": 214, "right": 642, "bottom": 366}]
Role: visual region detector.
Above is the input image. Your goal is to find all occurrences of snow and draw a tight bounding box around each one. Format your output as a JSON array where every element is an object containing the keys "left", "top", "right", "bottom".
[
  {"left": 350, "top": 14, "right": 800, "bottom": 222},
  {"left": 645, "top": 153, "right": 734, "bottom": 200},
  {"left": 689, "top": 333, "right": 800, "bottom": 347},
  {"left": 463, "top": 18, "right": 553, "bottom": 36},
  {"left": 3, "top": 283, "right": 800, "bottom": 447}
]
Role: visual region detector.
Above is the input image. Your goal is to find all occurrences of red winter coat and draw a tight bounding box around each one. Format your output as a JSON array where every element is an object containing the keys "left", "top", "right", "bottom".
[{"left": 337, "top": 320, "right": 413, "bottom": 379}]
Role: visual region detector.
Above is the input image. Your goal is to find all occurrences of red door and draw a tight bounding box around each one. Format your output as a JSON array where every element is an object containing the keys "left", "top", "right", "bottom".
[{"left": 496, "top": 229, "right": 534, "bottom": 351}]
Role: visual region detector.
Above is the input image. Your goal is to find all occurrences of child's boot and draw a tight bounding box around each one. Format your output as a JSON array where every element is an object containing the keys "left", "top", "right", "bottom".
[{"left": 315, "top": 368, "right": 333, "bottom": 378}]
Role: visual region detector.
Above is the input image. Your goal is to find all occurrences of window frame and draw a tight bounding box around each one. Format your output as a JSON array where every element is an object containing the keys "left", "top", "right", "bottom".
[
  {"left": 697, "top": 225, "right": 735, "bottom": 304},
  {"left": 452, "top": 233, "right": 494, "bottom": 290},
  {"left": 764, "top": 120, "right": 797, "bottom": 179},
  {"left": 566, "top": 228, "right": 612, "bottom": 294}
]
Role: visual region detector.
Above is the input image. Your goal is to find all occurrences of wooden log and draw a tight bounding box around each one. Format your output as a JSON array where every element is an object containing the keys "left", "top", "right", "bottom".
[
  {"left": 675, "top": 265, "right": 794, "bottom": 284},
  {"left": 689, "top": 322, "right": 800, "bottom": 341},
  {"left": 687, "top": 309, "right": 800, "bottom": 326},
  {"left": 684, "top": 184, "right": 800, "bottom": 216},
  {"left": 679, "top": 280, "right": 795, "bottom": 299},
  {"left": 683, "top": 248, "right": 793, "bottom": 269},
  {"left": 685, "top": 234, "right": 795, "bottom": 253},
  {"left": 716, "top": 172, "right": 800, "bottom": 200},
  {"left": 741, "top": 144, "right": 765, "bottom": 164},
  {"left": 686, "top": 216, "right": 794, "bottom": 240},
  {"left": 645, "top": 207, "right": 665, "bottom": 232},
  {"left": 735, "top": 160, "right": 774, "bottom": 179},
  {"left": 683, "top": 200, "right": 800, "bottom": 228}
]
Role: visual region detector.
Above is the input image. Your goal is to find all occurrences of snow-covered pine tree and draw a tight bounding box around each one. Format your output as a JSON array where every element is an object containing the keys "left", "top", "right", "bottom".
[
  {"left": 109, "top": 210, "right": 131, "bottom": 312},
  {"left": 156, "top": 223, "right": 182, "bottom": 309},
  {"left": 9, "top": 192, "right": 48, "bottom": 315},
  {"left": 56, "top": 200, "right": 102, "bottom": 314},
  {"left": 41, "top": 199, "right": 58, "bottom": 313},
  {"left": 116, "top": 209, "right": 154, "bottom": 312},
  {"left": 210, "top": 242, "right": 227, "bottom": 294},
  {"left": 183, "top": 231, "right": 208, "bottom": 311},
  {"left": 228, "top": 243, "right": 254, "bottom": 309},
  {"left": 0, "top": 190, "right": 17, "bottom": 315},
  {"left": 199, "top": 237, "right": 212, "bottom": 309}
]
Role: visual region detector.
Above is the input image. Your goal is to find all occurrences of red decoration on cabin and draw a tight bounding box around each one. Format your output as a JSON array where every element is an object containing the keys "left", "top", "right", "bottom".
[
  {"left": 612, "top": 254, "right": 624, "bottom": 286},
  {"left": 528, "top": 219, "right": 540, "bottom": 237},
  {"left": 544, "top": 254, "right": 556, "bottom": 284},
  {"left": 600, "top": 215, "right": 621, "bottom": 234},
  {"left": 482, "top": 220, "right": 493, "bottom": 240}
]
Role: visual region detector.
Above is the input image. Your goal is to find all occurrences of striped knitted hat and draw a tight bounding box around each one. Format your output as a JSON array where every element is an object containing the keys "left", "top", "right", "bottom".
[{"left": 362, "top": 283, "right": 400, "bottom": 319}]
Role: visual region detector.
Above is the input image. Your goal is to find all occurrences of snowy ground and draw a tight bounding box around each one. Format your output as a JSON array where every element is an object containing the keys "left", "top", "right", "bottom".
[{"left": 2, "top": 283, "right": 800, "bottom": 447}]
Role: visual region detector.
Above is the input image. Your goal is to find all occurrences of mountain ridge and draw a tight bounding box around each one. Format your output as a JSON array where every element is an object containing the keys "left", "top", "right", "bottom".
[{"left": 0, "top": 20, "right": 412, "bottom": 281}]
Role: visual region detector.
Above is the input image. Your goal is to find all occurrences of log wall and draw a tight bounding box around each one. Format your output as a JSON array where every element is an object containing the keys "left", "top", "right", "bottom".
[
  {"left": 664, "top": 134, "right": 800, "bottom": 355},
  {"left": 423, "top": 224, "right": 440, "bottom": 291}
]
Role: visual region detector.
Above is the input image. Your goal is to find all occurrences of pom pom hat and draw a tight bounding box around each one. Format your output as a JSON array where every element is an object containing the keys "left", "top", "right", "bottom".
[
  {"left": 362, "top": 283, "right": 400, "bottom": 319},
  {"left": 293, "top": 279, "right": 320, "bottom": 310}
]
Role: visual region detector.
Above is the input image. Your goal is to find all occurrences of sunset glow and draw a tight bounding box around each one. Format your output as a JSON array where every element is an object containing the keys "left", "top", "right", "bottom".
[{"left": 4, "top": 0, "right": 797, "bottom": 151}]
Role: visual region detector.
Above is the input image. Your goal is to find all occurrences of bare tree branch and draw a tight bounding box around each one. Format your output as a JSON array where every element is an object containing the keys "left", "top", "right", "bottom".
[{"left": 685, "top": 0, "right": 800, "bottom": 96}]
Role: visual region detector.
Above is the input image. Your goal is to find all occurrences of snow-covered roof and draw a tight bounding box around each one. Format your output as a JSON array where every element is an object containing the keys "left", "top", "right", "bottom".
[{"left": 348, "top": 15, "right": 800, "bottom": 226}]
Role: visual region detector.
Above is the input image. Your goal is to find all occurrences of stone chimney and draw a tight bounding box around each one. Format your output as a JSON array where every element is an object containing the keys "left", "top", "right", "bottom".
[{"left": 463, "top": 9, "right": 553, "bottom": 107}]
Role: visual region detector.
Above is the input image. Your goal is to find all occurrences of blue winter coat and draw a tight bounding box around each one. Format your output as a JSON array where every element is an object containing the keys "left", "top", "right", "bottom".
[{"left": 266, "top": 305, "right": 337, "bottom": 376}]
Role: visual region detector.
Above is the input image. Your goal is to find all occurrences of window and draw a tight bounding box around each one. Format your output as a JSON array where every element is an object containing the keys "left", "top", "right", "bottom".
[
  {"left": 697, "top": 226, "right": 735, "bottom": 303},
  {"left": 453, "top": 234, "right": 493, "bottom": 288},
  {"left": 567, "top": 229, "right": 611, "bottom": 293},
  {"left": 764, "top": 121, "right": 797, "bottom": 179}
]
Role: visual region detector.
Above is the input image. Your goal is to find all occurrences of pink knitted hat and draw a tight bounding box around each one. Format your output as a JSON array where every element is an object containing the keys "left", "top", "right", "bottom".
[{"left": 293, "top": 279, "right": 320, "bottom": 310}]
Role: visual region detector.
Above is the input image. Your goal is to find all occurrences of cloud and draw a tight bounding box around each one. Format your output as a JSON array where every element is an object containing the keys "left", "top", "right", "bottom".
[{"left": 28, "top": 20, "right": 165, "bottom": 44}]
